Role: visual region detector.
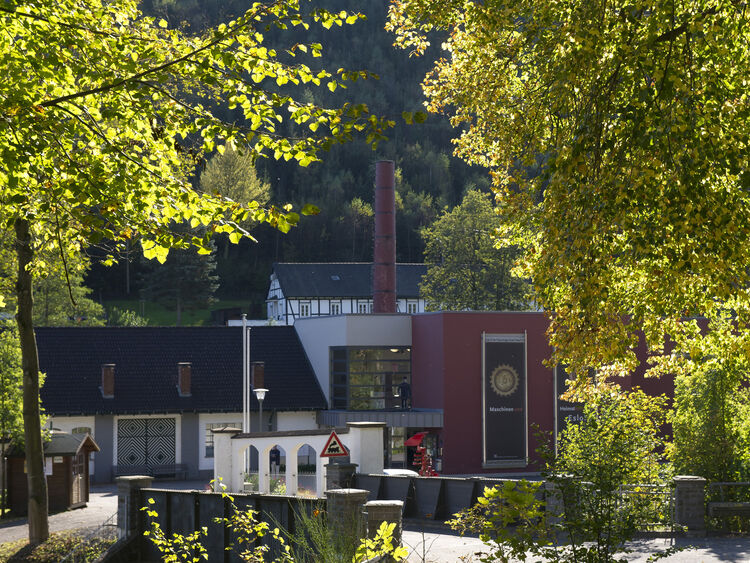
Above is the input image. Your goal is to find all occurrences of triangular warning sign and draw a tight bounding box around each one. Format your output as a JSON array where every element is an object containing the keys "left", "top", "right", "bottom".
[{"left": 321, "top": 431, "right": 348, "bottom": 457}]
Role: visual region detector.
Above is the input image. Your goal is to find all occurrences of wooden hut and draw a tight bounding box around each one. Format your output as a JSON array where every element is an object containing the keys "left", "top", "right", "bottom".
[{"left": 5, "top": 431, "right": 100, "bottom": 515}]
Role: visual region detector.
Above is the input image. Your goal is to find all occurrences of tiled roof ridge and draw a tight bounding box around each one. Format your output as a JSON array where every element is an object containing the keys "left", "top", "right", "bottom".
[{"left": 273, "top": 262, "right": 425, "bottom": 265}]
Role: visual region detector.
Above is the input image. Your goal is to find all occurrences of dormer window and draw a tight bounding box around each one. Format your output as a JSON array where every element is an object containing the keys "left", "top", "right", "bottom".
[{"left": 331, "top": 275, "right": 340, "bottom": 281}]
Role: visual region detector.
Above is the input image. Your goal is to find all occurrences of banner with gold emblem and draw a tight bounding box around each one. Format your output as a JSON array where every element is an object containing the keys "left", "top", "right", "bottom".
[{"left": 482, "top": 333, "right": 527, "bottom": 467}]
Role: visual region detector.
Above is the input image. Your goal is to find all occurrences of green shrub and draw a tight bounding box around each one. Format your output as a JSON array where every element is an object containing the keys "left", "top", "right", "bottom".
[{"left": 449, "top": 386, "right": 674, "bottom": 563}]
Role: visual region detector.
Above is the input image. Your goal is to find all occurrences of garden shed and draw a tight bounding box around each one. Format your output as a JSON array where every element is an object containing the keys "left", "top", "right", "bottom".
[{"left": 5, "top": 431, "right": 100, "bottom": 515}]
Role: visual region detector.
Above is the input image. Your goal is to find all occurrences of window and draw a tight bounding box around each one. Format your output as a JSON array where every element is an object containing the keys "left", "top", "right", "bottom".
[
  {"left": 407, "top": 302, "right": 418, "bottom": 314},
  {"left": 299, "top": 302, "right": 311, "bottom": 317},
  {"left": 357, "top": 302, "right": 369, "bottom": 314},
  {"left": 205, "top": 422, "right": 234, "bottom": 457},
  {"left": 330, "top": 302, "right": 341, "bottom": 315},
  {"left": 330, "top": 347, "right": 411, "bottom": 410}
]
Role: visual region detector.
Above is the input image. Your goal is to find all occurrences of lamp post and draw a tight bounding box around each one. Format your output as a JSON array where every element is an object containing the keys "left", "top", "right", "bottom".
[{"left": 254, "top": 388, "right": 268, "bottom": 432}]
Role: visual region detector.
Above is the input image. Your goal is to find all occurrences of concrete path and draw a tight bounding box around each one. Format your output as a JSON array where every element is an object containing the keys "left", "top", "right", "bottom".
[{"left": 2, "top": 482, "right": 750, "bottom": 563}]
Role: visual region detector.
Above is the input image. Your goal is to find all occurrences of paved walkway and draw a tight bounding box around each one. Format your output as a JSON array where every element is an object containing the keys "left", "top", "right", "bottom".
[
  {"left": 2, "top": 482, "right": 750, "bottom": 562},
  {"left": 400, "top": 530, "right": 750, "bottom": 562}
]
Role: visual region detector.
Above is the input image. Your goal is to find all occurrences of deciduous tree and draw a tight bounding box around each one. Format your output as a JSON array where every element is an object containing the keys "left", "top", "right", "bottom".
[
  {"left": 420, "top": 190, "right": 527, "bottom": 311},
  {"left": 1, "top": 0, "right": 390, "bottom": 542},
  {"left": 388, "top": 0, "right": 750, "bottom": 376}
]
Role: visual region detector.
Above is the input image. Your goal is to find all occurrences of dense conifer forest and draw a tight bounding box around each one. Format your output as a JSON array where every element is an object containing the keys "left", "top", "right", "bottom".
[{"left": 84, "top": 0, "right": 490, "bottom": 310}]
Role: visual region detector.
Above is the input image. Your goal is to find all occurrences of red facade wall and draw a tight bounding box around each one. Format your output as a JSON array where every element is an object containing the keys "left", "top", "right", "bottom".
[{"left": 412, "top": 312, "right": 554, "bottom": 475}]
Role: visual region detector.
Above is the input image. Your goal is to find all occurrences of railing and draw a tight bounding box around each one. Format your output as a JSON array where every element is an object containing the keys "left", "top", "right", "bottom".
[
  {"left": 242, "top": 470, "right": 319, "bottom": 496},
  {"left": 58, "top": 511, "right": 118, "bottom": 563},
  {"left": 618, "top": 483, "right": 675, "bottom": 532},
  {"left": 354, "top": 473, "right": 677, "bottom": 530},
  {"left": 706, "top": 481, "right": 750, "bottom": 531}
]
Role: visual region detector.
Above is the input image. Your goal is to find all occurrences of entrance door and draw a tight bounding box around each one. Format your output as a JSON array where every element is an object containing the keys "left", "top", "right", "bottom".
[
  {"left": 71, "top": 452, "right": 85, "bottom": 506},
  {"left": 117, "top": 418, "right": 176, "bottom": 469}
]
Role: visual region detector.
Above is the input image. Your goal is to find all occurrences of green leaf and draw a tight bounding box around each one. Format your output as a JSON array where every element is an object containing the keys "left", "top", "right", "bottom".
[{"left": 301, "top": 203, "right": 320, "bottom": 216}]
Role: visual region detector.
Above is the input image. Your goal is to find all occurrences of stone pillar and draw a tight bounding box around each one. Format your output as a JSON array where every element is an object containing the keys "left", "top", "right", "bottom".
[
  {"left": 347, "top": 422, "right": 386, "bottom": 475},
  {"left": 259, "top": 445, "right": 271, "bottom": 494},
  {"left": 326, "top": 463, "right": 358, "bottom": 490},
  {"left": 674, "top": 475, "right": 706, "bottom": 535},
  {"left": 117, "top": 475, "right": 153, "bottom": 539},
  {"left": 325, "top": 488, "right": 369, "bottom": 540},
  {"left": 364, "top": 500, "right": 403, "bottom": 545},
  {"left": 211, "top": 427, "right": 241, "bottom": 492}
]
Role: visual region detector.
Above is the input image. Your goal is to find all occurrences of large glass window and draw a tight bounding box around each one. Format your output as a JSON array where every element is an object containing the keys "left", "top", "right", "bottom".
[{"left": 330, "top": 347, "right": 411, "bottom": 410}]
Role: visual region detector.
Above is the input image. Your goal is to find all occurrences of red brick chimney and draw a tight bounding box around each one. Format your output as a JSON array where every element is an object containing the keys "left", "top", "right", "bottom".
[
  {"left": 373, "top": 160, "right": 396, "bottom": 313},
  {"left": 177, "top": 362, "right": 192, "bottom": 397},
  {"left": 101, "top": 364, "right": 115, "bottom": 398},
  {"left": 251, "top": 361, "right": 265, "bottom": 389}
]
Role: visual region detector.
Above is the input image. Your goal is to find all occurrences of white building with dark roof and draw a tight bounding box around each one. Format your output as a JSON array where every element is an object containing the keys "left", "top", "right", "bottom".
[{"left": 266, "top": 262, "right": 427, "bottom": 325}]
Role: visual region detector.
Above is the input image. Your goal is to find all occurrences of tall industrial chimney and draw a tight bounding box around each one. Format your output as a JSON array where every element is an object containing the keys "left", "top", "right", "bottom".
[{"left": 373, "top": 160, "right": 396, "bottom": 313}]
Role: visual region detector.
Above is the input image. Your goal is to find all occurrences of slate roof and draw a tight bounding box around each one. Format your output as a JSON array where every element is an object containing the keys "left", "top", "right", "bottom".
[
  {"left": 6, "top": 432, "right": 99, "bottom": 457},
  {"left": 36, "top": 326, "right": 326, "bottom": 416},
  {"left": 271, "top": 263, "right": 426, "bottom": 299}
]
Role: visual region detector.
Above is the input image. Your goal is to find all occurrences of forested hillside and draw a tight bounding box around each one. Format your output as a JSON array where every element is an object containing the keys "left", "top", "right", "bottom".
[{"left": 85, "top": 0, "right": 490, "bottom": 309}]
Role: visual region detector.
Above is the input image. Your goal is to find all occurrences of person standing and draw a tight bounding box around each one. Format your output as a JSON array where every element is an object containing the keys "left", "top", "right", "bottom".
[{"left": 397, "top": 377, "right": 412, "bottom": 410}]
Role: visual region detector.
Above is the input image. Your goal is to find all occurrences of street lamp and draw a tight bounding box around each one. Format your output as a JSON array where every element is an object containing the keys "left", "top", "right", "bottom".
[{"left": 254, "top": 388, "right": 268, "bottom": 432}]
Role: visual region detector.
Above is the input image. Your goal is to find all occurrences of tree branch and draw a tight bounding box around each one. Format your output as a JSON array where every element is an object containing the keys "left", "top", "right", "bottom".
[{"left": 37, "top": 7, "right": 265, "bottom": 109}]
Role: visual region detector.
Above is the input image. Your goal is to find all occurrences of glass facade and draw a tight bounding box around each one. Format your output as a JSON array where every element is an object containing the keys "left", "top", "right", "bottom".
[{"left": 330, "top": 346, "right": 411, "bottom": 410}]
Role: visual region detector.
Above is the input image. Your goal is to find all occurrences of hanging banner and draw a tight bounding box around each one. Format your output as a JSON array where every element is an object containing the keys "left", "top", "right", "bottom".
[
  {"left": 482, "top": 333, "right": 527, "bottom": 467},
  {"left": 555, "top": 365, "right": 585, "bottom": 446}
]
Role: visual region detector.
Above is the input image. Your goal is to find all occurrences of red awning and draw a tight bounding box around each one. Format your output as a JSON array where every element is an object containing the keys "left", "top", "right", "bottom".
[{"left": 404, "top": 432, "right": 427, "bottom": 446}]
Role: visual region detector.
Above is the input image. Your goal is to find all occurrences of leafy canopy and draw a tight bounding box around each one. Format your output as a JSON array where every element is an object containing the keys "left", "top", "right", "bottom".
[
  {"left": 1, "top": 0, "right": 392, "bottom": 269},
  {"left": 388, "top": 0, "right": 750, "bottom": 375}
]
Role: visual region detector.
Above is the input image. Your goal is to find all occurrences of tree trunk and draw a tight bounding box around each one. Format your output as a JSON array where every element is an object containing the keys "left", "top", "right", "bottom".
[
  {"left": 1, "top": 440, "right": 6, "bottom": 518},
  {"left": 14, "top": 217, "right": 49, "bottom": 544}
]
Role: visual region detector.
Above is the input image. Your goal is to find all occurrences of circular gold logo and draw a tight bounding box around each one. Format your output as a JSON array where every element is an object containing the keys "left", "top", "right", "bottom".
[{"left": 490, "top": 365, "right": 519, "bottom": 396}]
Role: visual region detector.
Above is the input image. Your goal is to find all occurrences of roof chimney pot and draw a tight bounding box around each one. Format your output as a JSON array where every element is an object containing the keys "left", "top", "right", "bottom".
[
  {"left": 251, "top": 361, "right": 265, "bottom": 389},
  {"left": 177, "top": 362, "right": 192, "bottom": 397},
  {"left": 101, "top": 364, "right": 115, "bottom": 399}
]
